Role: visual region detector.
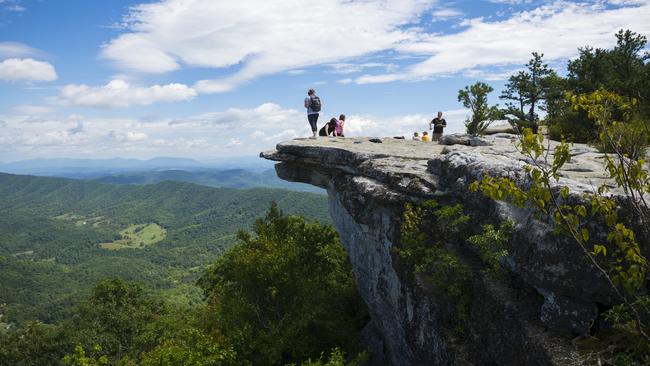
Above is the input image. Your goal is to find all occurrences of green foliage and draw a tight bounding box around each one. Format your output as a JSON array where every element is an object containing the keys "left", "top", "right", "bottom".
[
  {"left": 551, "top": 29, "right": 650, "bottom": 142},
  {"left": 62, "top": 345, "right": 108, "bottom": 366},
  {"left": 2, "top": 204, "right": 358, "bottom": 366},
  {"left": 394, "top": 200, "right": 472, "bottom": 333},
  {"left": 198, "top": 204, "right": 368, "bottom": 365},
  {"left": 467, "top": 221, "right": 513, "bottom": 276},
  {"left": 469, "top": 127, "right": 646, "bottom": 294},
  {"left": 296, "top": 348, "right": 369, "bottom": 366},
  {"left": 470, "top": 121, "right": 650, "bottom": 362},
  {"left": 0, "top": 173, "right": 329, "bottom": 324},
  {"left": 138, "top": 329, "right": 236, "bottom": 366},
  {"left": 458, "top": 81, "right": 502, "bottom": 136},
  {"left": 500, "top": 52, "right": 558, "bottom": 130}
]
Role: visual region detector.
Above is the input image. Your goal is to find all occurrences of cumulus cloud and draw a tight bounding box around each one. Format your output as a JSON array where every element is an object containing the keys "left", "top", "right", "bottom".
[
  {"left": 0, "top": 103, "right": 470, "bottom": 160},
  {"left": 55, "top": 79, "right": 197, "bottom": 108},
  {"left": 0, "top": 58, "right": 57, "bottom": 82},
  {"left": 98, "top": 0, "right": 649, "bottom": 91},
  {"left": 102, "top": 0, "right": 436, "bottom": 92},
  {"left": 357, "top": 0, "right": 650, "bottom": 83}
]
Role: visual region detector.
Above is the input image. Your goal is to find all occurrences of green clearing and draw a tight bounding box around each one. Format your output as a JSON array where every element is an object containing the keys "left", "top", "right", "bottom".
[
  {"left": 54, "top": 213, "right": 110, "bottom": 227},
  {"left": 99, "top": 223, "right": 166, "bottom": 250}
]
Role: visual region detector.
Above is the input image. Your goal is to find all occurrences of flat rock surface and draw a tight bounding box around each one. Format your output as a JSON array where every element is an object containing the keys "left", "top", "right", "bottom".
[
  {"left": 269, "top": 136, "right": 445, "bottom": 160},
  {"left": 262, "top": 134, "right": 614, "bottom": 195}
]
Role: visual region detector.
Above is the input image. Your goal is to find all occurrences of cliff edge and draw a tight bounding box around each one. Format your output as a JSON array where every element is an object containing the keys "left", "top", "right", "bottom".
[{"left": 261, "top": 134, "right": 646, "bottom": 366}]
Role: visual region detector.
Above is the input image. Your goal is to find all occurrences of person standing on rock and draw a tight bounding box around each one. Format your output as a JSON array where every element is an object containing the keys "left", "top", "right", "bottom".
[
  {"left": 304, "top": 89, "right": 321, "bottom": 139},
  {"left": 429, "top": 111, "right": 447, "bottom": 142}
]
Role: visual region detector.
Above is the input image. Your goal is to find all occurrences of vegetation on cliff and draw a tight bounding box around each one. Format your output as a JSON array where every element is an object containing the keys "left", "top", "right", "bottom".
[{"left": 471, "top": 91, "right": 650, "bottom": 364}]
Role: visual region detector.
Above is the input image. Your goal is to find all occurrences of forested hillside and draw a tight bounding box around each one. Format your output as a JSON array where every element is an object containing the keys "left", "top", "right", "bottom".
[
  {"left": 0, "top": 205, "right": 367, "bottom": 366},
  {"left": 0, "top": 172, "right": 329, "bottom": 325},
  {"left": 91, "top": 168, "right": 321, "bottom": 193}
]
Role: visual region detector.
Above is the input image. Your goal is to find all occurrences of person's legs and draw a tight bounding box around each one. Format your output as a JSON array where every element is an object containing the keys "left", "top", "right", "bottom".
[
  {"left": 432, "top": 133, "right": 442, "bottom": 141},
  {"left": 308, "top": 114, "right": 319, "bottom": 138}
]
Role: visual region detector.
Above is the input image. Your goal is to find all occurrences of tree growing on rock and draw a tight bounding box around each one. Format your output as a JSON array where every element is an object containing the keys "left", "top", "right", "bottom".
[
  {"left": 458, "top": 82, "right": 502, "bottom": 136},
  {"left": 500, "top": 52, "right": 558, "bottom": 133}
]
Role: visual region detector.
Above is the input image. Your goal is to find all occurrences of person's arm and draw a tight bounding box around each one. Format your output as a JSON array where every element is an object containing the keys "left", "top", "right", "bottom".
[
  {"left": 428, "top": 119, "right": 433, "bottom": 130},
  {"left": 304, "top": 97, "right": 309, "bottom": 109},
  {"left": 443, "top": 118, "right": 447, "bottom": 127}
]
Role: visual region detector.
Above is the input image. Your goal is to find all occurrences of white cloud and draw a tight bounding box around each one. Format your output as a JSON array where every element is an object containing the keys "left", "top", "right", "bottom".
[
  {"left": 356, "top": 1, "right": 650, "bottom": 83},
  {"left": 102, "top": 0, "right": 437, "bottom": 92},
  {"left": 0, "top": 42, "right": 39, "bottom": 57},
  {"left": 0, "top": 103, "right": 471, "bottom": 160},
  {"left": 109, "top": 130, "right": 148, "bottom": 142},
  {"left": 487, "top": 0, "right": 532, "bottom": 4},
  {"left": 432, "top": 8, "right": 463, "bottom": 19},
  {"left": 55, "top": 79, "right": 197, "bottom": 108},
  {"left": 11, "top": 104, "right": 55, "bottom": 115},
  {"left": 327, "top": 62, "right": 398, "bottom": 75},
  {"left": 0, "top": 58, "right": 57, "bottom": 82},
  {"left": 5, "top": 4, "right": 25, "bottom": 11}
]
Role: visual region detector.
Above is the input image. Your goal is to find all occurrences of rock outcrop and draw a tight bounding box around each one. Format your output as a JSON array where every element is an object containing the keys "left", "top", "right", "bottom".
[{"left": 261, "top": 134, "right": 648, "bottom": 365}]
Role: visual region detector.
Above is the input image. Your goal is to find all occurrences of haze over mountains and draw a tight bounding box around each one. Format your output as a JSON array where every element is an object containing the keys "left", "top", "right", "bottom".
[{"left": 0, "top": 156, "right": 320, "bottom": 193}]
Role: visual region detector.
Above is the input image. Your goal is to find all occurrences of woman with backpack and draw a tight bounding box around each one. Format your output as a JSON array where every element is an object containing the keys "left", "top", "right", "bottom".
[{"left": 304, "top": 89, "right": 321, "bottom": 139}]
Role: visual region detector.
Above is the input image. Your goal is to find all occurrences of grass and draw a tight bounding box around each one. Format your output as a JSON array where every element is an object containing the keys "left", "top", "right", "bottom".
[
  {"left": 99, "top": 223, "right": 166, "bottom": 250},
  {"left": 54, "top": 213, "right": 110, "bottom": 227}
]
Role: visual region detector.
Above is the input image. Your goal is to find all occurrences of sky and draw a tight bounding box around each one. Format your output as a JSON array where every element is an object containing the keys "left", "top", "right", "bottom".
[{"left": 0, "top": 0, "right": 649, "bottom": 162}]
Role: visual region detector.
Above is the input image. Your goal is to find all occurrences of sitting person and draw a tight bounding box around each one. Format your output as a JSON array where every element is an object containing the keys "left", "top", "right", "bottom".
[
  {"left": 412, "top": 132, "right": 421, "bottom": 141},
  {"left": 336, "top": 114, "right": 346, "bottom": 137},
  {"left": 421, "top": 131, "right": 431, "bottom": 142},
  {"left": 318, "top": 118, "right": 339, "bottom": 137}
]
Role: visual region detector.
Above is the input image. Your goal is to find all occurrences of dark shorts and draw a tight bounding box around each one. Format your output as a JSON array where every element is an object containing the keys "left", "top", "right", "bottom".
[{"left": 308, "top": 114, "right": 319, "bottom": 132}]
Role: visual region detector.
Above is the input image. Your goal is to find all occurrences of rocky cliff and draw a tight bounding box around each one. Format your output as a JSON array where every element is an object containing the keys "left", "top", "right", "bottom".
[{"left": 261, "top": 134, "right": 647, "bottom": 366}]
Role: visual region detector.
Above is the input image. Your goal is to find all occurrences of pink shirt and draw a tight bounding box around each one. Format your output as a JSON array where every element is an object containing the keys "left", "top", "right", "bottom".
[{"left": 335, "top": 119, "right": 344, "bottom": 135}]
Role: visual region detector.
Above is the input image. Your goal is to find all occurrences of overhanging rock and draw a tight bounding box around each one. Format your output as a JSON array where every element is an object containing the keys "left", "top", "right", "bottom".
[{"left": 261, "top": 135, "right": 648, "bottom": 366}]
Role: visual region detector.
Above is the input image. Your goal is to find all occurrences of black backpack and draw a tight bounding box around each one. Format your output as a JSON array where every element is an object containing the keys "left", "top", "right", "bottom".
[{"left": 310, "top": 96, "right": 321, "bottom": 112}]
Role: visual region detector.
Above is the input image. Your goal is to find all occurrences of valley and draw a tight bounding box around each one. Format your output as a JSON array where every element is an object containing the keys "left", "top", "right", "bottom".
[{"left": 0, "top": 172, "right": 329, "bottom": 325}]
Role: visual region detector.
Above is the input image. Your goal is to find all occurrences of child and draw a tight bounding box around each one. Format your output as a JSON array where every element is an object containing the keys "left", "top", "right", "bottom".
[
  {"left": 412, "top": 132, "right": 421, "bottom": 141},
  {"left": 336, "top": 114, "right": 346, "bottom": 137},
  {"left": 421, "top": 131, "right": 431, "bottom": 142}
]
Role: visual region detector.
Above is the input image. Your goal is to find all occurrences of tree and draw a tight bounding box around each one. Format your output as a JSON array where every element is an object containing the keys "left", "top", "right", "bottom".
[
  {"left": 500, "top": 52, "right": 556, "bottom": 132},
  {"left": 556, "top": 29, "right": 650, "bottom": 142},
  {"left": 457, "top": 82, "right": 502, "bottom": 136},
  {"left": 198, "top": 204, "right": 368, "bottom": 365}
]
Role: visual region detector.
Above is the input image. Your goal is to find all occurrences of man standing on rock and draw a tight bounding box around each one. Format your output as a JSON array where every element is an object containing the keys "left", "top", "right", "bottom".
[
  {"left": 429, "top": 111, "right": 447, "bottom": 142},
  {"left": 304, "top": 89, "right": 321, "bottom": 139}
]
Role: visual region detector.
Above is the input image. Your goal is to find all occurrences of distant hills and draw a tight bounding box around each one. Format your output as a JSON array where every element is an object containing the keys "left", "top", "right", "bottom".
[
  {"left": 0, "top": 157, "right": 204, "bottom": 175},
  {"left": 0, "top": 172, "right": 329, "bottom": 324},
  {"left": 0, "top": 156, "right": 320, "bottom": 193},
  {"left": 91, "top": 168, "right": 321, "bottom": 193}
]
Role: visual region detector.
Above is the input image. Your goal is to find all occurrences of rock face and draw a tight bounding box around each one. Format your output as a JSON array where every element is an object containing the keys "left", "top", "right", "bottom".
[{"left": 261, "top": 135, "right": 648, "bottom": 365}]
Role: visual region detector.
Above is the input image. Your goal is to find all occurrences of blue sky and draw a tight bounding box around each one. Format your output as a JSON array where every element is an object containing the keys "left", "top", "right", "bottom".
[{"left": 1, "top": 0, "right": 648, "bottom": 162}]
